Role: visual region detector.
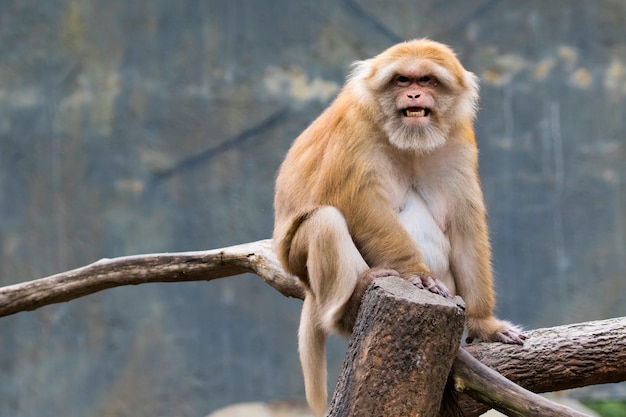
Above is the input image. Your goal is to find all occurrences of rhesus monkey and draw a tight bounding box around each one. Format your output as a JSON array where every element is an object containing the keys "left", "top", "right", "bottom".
[{"left": 273, "top": 39, "right": 525, "bottom": 417}]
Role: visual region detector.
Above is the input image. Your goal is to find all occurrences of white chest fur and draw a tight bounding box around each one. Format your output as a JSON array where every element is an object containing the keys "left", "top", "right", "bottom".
[{"left": 397, "top": 190, "right": 455, "bottom": 293}]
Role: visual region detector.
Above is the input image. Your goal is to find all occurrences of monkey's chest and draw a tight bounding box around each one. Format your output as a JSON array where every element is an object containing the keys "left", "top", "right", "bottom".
[{"left": 397, "top": 191, "right": 453, "bottom": 288}]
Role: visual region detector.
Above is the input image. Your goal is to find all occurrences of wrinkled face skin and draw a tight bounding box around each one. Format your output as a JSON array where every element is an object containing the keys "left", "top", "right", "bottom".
[
  {"left": 393, "top": 73, "right": 439, "bottom": 128},
  {"left": 378, "top": 69, "right": 457, "bottom": 154}
]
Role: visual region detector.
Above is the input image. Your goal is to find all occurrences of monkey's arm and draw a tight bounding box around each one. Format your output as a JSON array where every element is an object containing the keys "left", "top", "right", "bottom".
[
  {"left": 448, "top": 182, "right": 525, "bottom": 344},
  {"left": 337, "top": 186, "right": 430, "bottom": 278}
]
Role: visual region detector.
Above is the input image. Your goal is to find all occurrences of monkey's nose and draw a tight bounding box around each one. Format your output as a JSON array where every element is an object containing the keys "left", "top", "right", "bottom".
[{"left": 407, "top": 94, "right": 421, "bottom": 99}]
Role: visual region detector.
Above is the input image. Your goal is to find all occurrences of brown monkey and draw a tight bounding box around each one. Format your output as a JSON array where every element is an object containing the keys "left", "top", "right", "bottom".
[{"left": 273, "top": 39, "right": 524, "bottom": 417}]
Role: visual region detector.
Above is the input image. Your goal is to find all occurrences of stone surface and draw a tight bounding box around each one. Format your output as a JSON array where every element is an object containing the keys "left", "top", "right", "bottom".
[{"left": 1, "top": 1, "right": 625, "bottom": 416}]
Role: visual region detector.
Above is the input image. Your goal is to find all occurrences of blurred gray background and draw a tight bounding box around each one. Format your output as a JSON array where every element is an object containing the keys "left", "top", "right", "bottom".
[{"left": 1, "top": 1, "right": 625, "bottom": 416}]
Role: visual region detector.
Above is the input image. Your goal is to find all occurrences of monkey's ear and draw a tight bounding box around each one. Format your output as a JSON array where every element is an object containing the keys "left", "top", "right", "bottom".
[
  {"left": 347, "top": 59, "right": 379, "bottom": 104},
  {"left": 464, "top": 70, "right": 480, "bottom": 96},
  {"left": 458, "top": 70, "right": 480, "bottom": 121},
  {"left": 348, "top": 59, "right": 373, "bottom": 83}
]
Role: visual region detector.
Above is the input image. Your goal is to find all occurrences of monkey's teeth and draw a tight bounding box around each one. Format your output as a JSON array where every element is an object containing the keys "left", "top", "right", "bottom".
[{"left": 404, "top": 107, "right": 428, "bottom": 117}]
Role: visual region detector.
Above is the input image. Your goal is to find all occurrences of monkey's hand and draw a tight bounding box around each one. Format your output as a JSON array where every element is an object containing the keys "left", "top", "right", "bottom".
[
  {"left": 466, "top": 318, "right": 526, "bottom": 345},
  {"left": 407, "top": 274, "right": 450, "bottom": 298}
]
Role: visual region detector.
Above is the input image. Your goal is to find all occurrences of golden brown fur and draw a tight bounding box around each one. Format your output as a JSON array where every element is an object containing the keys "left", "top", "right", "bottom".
[{"left": 273, "top": 39, "right": 524, "bottom": 417}]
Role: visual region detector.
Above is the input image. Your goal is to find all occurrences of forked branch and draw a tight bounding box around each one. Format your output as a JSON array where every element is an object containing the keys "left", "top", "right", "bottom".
[{"left": 0, "top": 239, "right": 301, "bottom": 318}]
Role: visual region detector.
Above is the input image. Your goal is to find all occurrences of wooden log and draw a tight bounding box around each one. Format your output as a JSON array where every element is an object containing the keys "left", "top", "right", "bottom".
[
  {"left": 459, "top": 318, "right": 626, "bottom": 416},
  {"left": 328, "top": 276, "right": 466, "bottom": 417}
]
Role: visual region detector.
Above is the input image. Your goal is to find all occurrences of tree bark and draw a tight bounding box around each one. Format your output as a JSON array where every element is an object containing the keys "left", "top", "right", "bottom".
[
  {"left": 452, "top": 349, "right": 590, "bottom": 417},
  {"left": 328, "top": 277, "right": 466, "bottom": 417}
]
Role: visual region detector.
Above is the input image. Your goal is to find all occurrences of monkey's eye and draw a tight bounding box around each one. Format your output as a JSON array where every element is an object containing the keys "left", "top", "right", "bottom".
[
  {"left": 396, "top": 75, "right": 411, "bottom": 86},
  {"left": 418, "top": 76, "right": 438, "bottom": 86}
]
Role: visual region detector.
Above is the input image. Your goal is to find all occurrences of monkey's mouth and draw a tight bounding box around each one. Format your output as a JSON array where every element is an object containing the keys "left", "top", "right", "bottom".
[{"left": 402, "top": 107, "right": 431, "bottom": 118}]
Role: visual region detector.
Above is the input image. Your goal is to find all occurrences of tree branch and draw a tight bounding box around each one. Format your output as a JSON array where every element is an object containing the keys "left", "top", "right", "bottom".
[
  {"left": 459, "top": 317, "right": 626, "bottom": 416},
  {"left": 453, "top": 348, "right": 590, "bottom": 417},
  {"left": 0, "top": 239, "right": 303, "bottom": 317}
]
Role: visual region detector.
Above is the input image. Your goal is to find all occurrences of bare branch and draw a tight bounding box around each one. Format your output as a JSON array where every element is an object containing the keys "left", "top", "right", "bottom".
[
  {"left": 0, "top": 239, "right": 303, "bottom": 317},
  {"left": 453, "top": 348, "right": 590, "bottom": 417},
  {"left": 459, "top": 317, "right": 626, "bottom": 416}
]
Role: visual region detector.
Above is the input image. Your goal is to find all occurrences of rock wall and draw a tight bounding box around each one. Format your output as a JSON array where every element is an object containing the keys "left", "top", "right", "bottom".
[{"left": 1, "top": 1, "right": 625, "bottom": 415}]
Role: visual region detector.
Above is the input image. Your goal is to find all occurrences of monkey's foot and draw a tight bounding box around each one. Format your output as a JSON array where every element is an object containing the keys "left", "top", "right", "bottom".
[
  {"left": 466, "top": 320, "right": 527, "bottom": 345},
  {"left": 353, "top": 267, "right": 400, "bottom": 302},
  {"left": 496, "top": 327, "right": 527, "bottom": 345},
  {"left": 361, "top": 267, "right": 401, "bottom": 283},
  {"left": 338, "top": 268, "right": 401, "bottom": 334},
  {"left": 407, "top": 274, "right": 450, "bottom": 298},
  {"left": 466, "top": 329, "right": 526, "bottom": 345}
]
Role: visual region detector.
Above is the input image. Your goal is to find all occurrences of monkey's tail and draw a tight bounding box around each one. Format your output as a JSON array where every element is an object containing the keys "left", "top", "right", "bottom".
[
  {"left": 438, "top": 374, "right": 464, "bottom": 417},
  {"left": 299, "top": 296, "right": 328, "bottom": 417}
]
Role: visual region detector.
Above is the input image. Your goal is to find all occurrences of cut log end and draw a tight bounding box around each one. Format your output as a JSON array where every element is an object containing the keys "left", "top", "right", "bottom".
[{"left": 328, "top": 277, "right": 466, "bottom": 417}]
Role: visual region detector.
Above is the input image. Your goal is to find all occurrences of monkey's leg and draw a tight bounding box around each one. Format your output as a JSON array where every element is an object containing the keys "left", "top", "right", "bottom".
[
  {"left": 292, "top": 206, "right": 371, "bottom": 333},
  {"left": 291, "top": 206, "right": 370, "bottom": 417}
]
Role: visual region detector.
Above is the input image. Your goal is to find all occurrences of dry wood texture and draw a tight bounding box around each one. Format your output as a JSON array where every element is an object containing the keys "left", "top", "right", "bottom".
[{"left": 328, "top": 277, "right": 466, "bottom": 417}]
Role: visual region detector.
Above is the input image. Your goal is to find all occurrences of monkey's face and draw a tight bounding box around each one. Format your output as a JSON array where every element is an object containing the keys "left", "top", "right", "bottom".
[
  {"left": 350, "top": 39, "right": 479, "bottom": 154},
  {"left": 376, "top": 70, "right": 455, "bottom": 154},
  {"left": 393, "top": 73, "right": 439, "bottom": 129}
]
